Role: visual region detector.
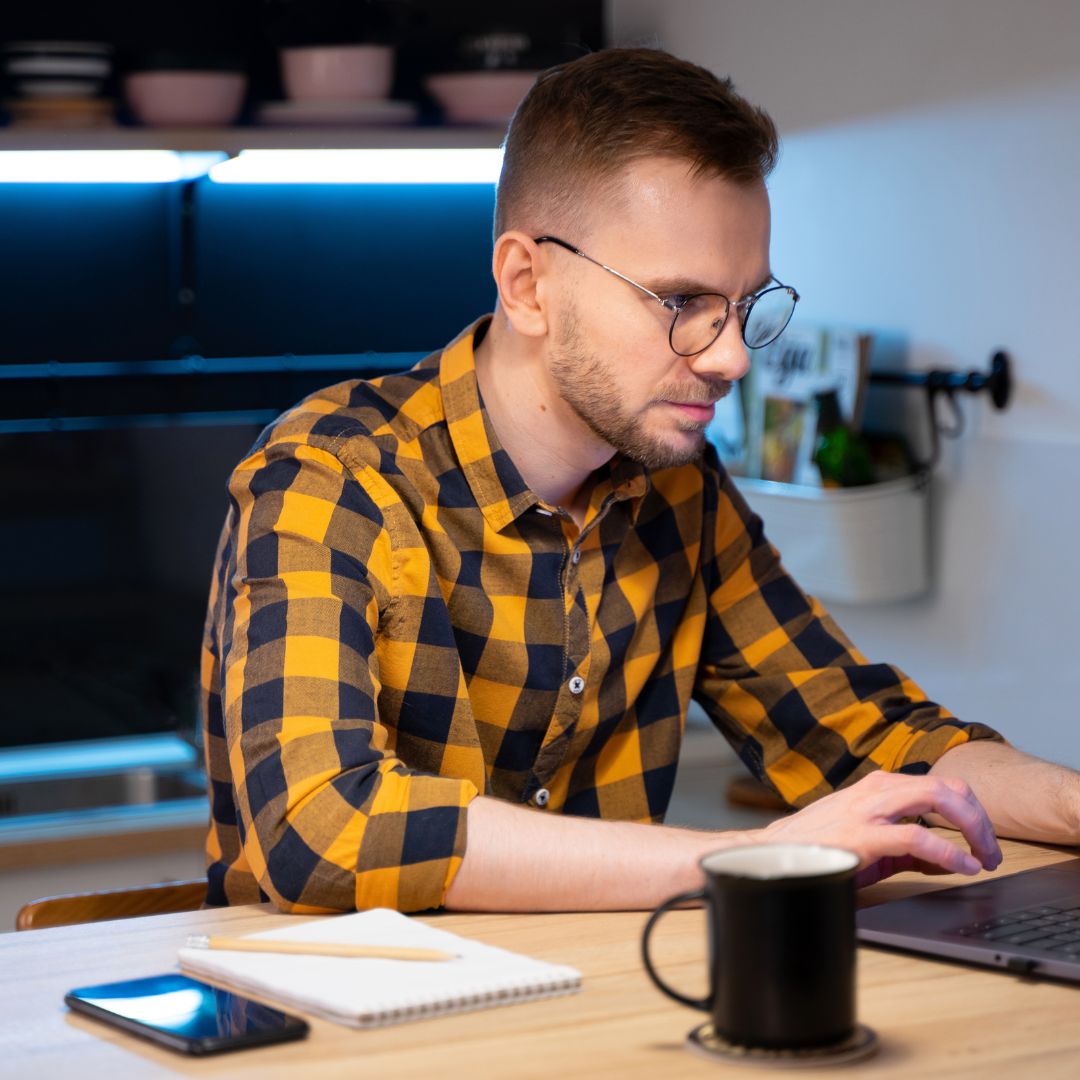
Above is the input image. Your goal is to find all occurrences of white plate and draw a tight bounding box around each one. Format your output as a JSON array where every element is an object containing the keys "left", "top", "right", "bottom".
[
  {"left": 2, "top": 41, "right": 113, "bottom": 56},
  {"left": 13, "top": 79, "right": 103, "bottom": 99},
  {"left": 257, "top": 99, "right": 418, "bottom": 127},
  {"left": 6, "top": 57, "right": 111, "bottom": 76}
]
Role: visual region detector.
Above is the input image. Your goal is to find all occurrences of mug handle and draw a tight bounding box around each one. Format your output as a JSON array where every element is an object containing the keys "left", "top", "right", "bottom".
[{"left": 640, "top": 888, "right": 711, "bottom": 1011}]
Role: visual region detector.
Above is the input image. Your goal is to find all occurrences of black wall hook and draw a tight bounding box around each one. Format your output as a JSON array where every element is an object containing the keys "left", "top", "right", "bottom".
[
  {"left": 867, "top": 351, "right": 1012, "bottom": 470},
  {"left": 869, "top": 351, "right": 1011, "bottom": 409}
]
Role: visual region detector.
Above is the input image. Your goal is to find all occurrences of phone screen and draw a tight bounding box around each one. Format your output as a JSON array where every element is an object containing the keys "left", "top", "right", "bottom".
[{"left": 65, "top": 973, "right": 309, "bottom": 1055}]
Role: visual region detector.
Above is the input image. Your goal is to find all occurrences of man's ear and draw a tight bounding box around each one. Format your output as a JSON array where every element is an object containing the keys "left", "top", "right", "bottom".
[{"left": 491, "top": 231, "right": 550, "bottom": 339}]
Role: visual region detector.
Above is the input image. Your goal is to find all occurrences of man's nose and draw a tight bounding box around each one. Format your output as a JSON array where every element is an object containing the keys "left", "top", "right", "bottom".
[{"left": 687, "top": 313, "right": 751, "bottom": 383}]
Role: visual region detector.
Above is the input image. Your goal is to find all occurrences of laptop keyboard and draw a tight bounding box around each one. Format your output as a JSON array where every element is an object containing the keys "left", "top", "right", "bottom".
[{"left": 953, "top": 904, "right": 1080, "bottom": 954}]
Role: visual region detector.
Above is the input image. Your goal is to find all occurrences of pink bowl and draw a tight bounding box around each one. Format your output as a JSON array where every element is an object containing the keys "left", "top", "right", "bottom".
[
  {"left": 425, "top": 71, "right": 540, "bottom": 124},
  {"left": 281, "top": 45, "right": 393, "bottom": 102},
  {"left": 125, "top": 71, "right": 246, "bottom": 127}
]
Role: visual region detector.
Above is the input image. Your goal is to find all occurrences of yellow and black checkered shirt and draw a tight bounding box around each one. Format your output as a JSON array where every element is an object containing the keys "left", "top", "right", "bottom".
[{"left": 200, "top": 316, "right": 1003, "bottom": 913}]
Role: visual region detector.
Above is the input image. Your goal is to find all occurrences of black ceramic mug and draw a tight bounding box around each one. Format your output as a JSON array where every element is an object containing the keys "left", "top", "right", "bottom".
[{"left": 642, "top": 843, "right": 861, "bottom": 1050}]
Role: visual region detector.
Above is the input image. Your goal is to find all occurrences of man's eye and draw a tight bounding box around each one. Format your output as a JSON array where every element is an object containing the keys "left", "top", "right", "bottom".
[{"left": 663, "top": 295, "right": 689, "bottom": 309}]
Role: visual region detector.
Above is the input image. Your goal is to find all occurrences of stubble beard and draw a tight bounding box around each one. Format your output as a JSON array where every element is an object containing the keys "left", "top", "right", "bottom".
[{"left": 548, "top": 309, "right": 729, "bottom": 470}]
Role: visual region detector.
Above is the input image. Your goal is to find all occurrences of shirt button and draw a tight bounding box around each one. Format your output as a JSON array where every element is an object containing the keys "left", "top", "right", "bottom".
[
  {"left": 534, "top": 788, "right": 550, "bottom": 808},
  {"left": 571, "top": 548, "right": 581, "bottom": 565},
  {"left": 568, "top": 675, "right": 585, "bottom": 695}
]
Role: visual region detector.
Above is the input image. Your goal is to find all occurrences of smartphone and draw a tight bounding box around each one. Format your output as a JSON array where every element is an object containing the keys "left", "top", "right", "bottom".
[{"left": 65, "top": 972, "right": 309, "bottom": 1056}]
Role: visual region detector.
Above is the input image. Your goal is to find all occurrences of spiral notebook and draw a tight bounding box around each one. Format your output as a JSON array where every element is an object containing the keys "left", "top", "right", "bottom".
[{"left": 177, "top": 908, "right": 582, "bottom": 1029}]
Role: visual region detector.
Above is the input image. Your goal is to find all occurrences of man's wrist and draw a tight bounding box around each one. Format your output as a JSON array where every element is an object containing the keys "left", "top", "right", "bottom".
[
  {"left": 685, "top": 826, "right": 763, "bottom": 862},
  {"left": 1056, "top": 771, "right": 1080, "bottom": 843},
  {"left": 662, "top": 827, "right": 760, "bottom": 897}
]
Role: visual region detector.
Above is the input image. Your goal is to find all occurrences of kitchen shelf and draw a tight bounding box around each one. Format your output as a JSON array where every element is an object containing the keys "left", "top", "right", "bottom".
[
  {"left": 0, "top": 734, "right": 207, "bottom": 869},
  {"left": 0, "top": 352, "right": 428, "bottom": 432},
  {"left": 0, "top": 124, "right": 508, "bottom": 154}
]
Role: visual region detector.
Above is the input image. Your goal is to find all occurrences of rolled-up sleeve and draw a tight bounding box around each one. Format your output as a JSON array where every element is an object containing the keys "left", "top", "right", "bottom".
[
  {"left": 221, "top": 435, "right": 478, "bottom": 913},
  {"left": 693, "top": 458, "right": 1006, "bottom": 808}
]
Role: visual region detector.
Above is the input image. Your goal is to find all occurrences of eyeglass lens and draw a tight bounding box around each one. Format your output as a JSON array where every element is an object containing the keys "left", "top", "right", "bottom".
[{"left": 670, "top": 286, "right": 797, "bottom": 355}]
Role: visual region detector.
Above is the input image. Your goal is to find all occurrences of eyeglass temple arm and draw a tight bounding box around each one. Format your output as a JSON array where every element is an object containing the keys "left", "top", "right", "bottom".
[{"left": 533, "top": 236, "right": 674, "bottom": 310}]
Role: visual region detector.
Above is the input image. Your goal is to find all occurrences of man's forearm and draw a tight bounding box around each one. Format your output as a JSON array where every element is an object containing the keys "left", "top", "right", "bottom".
[
  {"left": 443, "top": 795, "right": 753, "bottom": 912},
  {"left": 928, "top": 740, "right": 1080, "bottom": 844}
]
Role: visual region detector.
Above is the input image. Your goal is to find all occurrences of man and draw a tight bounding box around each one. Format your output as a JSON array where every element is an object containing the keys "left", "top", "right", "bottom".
[{"left": 200, "top": 47, "right": 1076, "bottom": 916}]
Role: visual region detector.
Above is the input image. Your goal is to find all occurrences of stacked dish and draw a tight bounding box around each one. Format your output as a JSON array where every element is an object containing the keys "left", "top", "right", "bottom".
[
  {"left": 2, "top": 40, "right": 115, "bottom": 128},
  {"left": 2, "top": 40, "right": 113, "bottom": 98}
]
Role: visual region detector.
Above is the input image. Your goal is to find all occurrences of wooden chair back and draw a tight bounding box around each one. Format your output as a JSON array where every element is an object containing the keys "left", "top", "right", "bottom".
[
  {"left": 15, "top": 878, "right": 208, "bottom": 931},
  {"left": 725, "top": 775, "right": 791, "bottom": 813}
]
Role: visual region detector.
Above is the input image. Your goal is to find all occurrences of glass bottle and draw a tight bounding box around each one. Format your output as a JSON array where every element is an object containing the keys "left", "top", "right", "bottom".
[{"left": 813, "top": 389, "right": 875, "bottom": 487}]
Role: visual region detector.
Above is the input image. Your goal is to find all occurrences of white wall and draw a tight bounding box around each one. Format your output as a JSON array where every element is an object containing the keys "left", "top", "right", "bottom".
[{"left": 612, "top": 0, "right": 1080, "bottom": 765}]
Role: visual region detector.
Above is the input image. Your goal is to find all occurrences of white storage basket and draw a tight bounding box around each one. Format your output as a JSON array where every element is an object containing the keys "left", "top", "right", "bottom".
[{"left": 732, "top": 473, "right": 930, "bottom": 605}]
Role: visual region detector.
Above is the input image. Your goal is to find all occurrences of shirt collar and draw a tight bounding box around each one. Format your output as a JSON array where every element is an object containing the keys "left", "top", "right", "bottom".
[
  {"left": 441, "top": 317, "right": 538, "bottom": 532},
  {"left": 440, "top": 316, "right": 651, "bottom": 533}
]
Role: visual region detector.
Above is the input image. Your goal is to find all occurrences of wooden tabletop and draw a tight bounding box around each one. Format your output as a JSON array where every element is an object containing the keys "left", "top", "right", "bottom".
[{"left": 3, "top": 835, "right": 1080, "bottom": 1079}]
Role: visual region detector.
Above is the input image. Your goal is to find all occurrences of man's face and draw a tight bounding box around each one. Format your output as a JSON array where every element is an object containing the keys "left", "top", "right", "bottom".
[{"left": 544, "top": 157, "right": 772, "bottom": 470}]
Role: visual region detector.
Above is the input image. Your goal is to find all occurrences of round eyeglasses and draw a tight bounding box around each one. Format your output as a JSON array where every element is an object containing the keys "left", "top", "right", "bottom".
[{"left": 534, "top": 235, "right": 799, "bottom": 356}]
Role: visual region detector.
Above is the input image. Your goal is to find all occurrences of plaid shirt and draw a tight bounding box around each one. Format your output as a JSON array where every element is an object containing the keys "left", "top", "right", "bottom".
[{"left": 200, "top": 316, "right": 1003, "bottom": 914}]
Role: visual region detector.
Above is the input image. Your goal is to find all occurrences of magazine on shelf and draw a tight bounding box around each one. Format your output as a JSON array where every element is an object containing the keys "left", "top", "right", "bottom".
[
  {"left": 739, "top": 323, "right": 872, "bottom": 485},
  {"left": 825, "top": 327, "right": 873, "bottom": 430},
  {"left": 705, "top": 384, "right": 748, "bottom": 474}
]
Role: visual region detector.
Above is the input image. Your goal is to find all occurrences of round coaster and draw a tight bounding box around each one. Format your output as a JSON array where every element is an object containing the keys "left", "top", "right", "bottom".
[{"left": 686, "top": 1022, "right": 879, "bottom": 1069}]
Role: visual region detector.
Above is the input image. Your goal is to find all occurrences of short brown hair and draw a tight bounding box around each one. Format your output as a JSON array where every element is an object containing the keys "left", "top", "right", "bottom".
[{"left": 494, "top": 47, "right": 779, "bottom": 241}]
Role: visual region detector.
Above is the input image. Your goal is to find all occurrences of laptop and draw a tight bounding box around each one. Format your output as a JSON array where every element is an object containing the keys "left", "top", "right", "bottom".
[{"left": 856, "top": 857, "right": 1080, "bottom": 982}]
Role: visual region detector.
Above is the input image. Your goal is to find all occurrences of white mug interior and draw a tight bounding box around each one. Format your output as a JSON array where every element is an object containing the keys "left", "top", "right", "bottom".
[{"left": 701, "top": 843, "right": 859, "bottom": 880}]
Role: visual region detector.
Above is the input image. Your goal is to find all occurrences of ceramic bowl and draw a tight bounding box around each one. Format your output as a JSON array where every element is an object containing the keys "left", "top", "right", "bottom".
[
  {"left": 424, "top": 70, "right": 540, "bottom": 124},
  {"left": 280, "top": 45, "right": 393, "bottom": 102},
  {"left": 124, "top": 71, "right": 247, "bottom": 127}
]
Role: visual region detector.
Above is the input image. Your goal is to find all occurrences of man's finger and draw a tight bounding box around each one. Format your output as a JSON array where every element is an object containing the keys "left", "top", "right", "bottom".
[
  {"left": 924, "top": 783, "right": 1001, "bottom": 869},
  {"left": 870, "top": 776, "right": 1001, "bottom": 869},
  {"left": 855, "top": 854, "right": 955, "bottom": 890},
  {"left": 869, "top": 822, "right": 982, "bottom": 876}
]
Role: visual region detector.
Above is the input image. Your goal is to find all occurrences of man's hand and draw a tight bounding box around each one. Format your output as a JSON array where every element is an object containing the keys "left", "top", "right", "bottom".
[{"left": 758, "top": 771, "right": 1003, "bottom": 888}]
